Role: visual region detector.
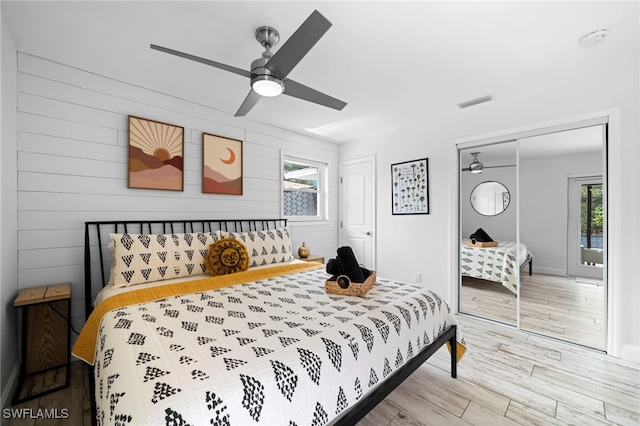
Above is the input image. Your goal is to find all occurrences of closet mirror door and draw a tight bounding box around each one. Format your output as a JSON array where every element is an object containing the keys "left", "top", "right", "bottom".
[
  {"left": 459, "top": 142, "right": 518, "bottom": 326},
  {"left": 518, "top": 126, "right": 606, "bottom": 350}
]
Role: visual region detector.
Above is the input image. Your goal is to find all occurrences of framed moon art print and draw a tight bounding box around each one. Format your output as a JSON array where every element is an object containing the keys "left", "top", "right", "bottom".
[
  {"left": 128, "top": 115, "right": 184, "bottom": 191},
  {"left": 202, "top": 133, "right": 243, "bottom": 195}
]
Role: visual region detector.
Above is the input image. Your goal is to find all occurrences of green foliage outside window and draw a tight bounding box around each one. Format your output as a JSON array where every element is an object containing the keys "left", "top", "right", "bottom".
[
  {"left": 581, "top": 184, "right": 603, "bottom": 232},
  {"left": 283, "top": 162, "right": 318, "bottom": 189}
]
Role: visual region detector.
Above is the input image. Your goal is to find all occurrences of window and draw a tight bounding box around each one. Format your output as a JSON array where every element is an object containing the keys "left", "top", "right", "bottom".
[
  {"left": 282, "top": 155, "right": 328, "bottom": 221},
  {"left": 579, "top": 182, "right": 604, "bottom": 267},
  {"left": 581, "top": 183, "right": 603, "bottom": 250}
]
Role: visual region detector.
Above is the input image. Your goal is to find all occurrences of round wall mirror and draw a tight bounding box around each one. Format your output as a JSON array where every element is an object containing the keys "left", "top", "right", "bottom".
[{"left": 471, "top": 181, "right": 510, "bottom": 216}]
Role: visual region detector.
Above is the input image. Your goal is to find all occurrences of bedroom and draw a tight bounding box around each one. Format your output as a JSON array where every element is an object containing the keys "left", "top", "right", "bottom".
[{"left": 0, "top": 1, "right": 638, "bottom": 425}]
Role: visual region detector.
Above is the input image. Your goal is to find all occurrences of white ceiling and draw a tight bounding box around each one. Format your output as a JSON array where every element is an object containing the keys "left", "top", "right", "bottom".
[
  {"left": 519, "top": 125, "right": 604, "bottom": 159},
  {"left": 2, "top": 1, "right": 638, "bottom": 144}
]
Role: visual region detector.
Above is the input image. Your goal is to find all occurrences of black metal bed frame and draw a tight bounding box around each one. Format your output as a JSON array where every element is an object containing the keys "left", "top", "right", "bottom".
[
  {"left": 518, "top": 252, "right": 534, "bottom": 276},
  {"left": 82, "top": 218, "right": 457, "bottom": 426}
]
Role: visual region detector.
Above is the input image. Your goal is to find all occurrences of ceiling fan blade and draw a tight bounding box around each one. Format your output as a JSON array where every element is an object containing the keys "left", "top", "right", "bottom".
[
  {"left": 284, "top": 79, "right": 347, "bottom": 111},
  {"left": 461, "top": 165, "right": 515, "bottom": 171},
  {"left": 150, "top": 44, "right": 251, "bottom": 78},
  {"left": 234, "top": 90, "right": 262, "bottom": 117},
  {"left": 265, "top": 10, "right": 332, "bottom": 79}
]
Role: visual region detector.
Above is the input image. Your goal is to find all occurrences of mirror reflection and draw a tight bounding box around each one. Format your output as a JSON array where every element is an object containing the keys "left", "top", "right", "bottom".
[
  {"left": 459, "top": 125, "right": 607, "bottom": 350},
  {"left": 518, "top": 126, "right": 606, "bottom": 350},
  {"left": 470, "top": 181, "right": 510, "bottom": 216},
  {"left": 459, "top": 143, "right": 518, "bottom": 326}
]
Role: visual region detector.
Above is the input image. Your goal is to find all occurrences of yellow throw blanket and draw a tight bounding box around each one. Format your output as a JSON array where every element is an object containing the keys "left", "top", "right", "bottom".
[
  {"left": 72, "top": 262, "right": 324, "bottom": 365},
  {"left": 447, "top": 340, "right": 467, "bottom": 363}
]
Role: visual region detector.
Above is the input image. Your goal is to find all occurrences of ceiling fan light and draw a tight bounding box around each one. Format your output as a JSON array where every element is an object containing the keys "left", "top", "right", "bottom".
[
  {"left": 252, "top": 75, "right": 284, "bottom": 97},
  {"left": 469, "top": 152, "right": 483, "bottom": 173}
]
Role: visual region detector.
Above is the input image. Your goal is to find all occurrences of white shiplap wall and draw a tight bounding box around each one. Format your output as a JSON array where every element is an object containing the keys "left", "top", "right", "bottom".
[{"left": 16, "top": 53, "right": 339, "bottom": 342}]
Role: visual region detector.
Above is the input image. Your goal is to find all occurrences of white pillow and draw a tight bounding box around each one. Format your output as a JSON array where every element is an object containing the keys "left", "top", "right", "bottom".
[
  {"left": 108, "top": 232, "right": 219, "bottom": 288},
  {"left": 221, "top": 227, "right": 293, "bottom": 267}
]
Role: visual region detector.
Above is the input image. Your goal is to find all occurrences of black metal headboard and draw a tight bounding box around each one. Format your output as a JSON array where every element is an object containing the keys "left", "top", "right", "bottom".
[{"left": 83, "top": 218, "right": 288, "bottom": 319}]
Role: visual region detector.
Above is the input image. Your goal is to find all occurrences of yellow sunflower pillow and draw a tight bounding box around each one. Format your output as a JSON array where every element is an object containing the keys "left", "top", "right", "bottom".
[{"left": 205, "top": 238, "right": 250, "bottom": 276}]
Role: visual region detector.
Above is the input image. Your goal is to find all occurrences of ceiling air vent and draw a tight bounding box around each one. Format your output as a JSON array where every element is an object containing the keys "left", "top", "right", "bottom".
[{"left": 457, "top": 94, "right": 495, "bottom": 109}]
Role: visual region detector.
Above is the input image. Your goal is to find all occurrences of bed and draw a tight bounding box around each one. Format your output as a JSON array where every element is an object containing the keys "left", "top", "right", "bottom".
[
  {"left": 460, "top": 240, "right": 533, "bottom": 295},
  {"left": 73, "top": 219, "right": 465, "bottom": 425}
]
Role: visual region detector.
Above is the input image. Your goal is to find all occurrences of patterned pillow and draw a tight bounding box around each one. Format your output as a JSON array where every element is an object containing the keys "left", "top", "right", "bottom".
[
  {"left": 221, "top": 227, "right": 293, "bottom": 267},
  {"left": 109, "top": 232, "right": 219, "bottom": 288},
  {"left": 170, "top": 232, "right": 220, "bottom": 277},
  {"left": 205, "top": 238, "right": 249, "bottom": 276}
]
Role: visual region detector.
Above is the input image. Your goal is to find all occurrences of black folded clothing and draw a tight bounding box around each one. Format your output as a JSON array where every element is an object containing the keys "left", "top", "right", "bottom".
[
  {"left": 470, "top": 228, "right": 493, "bottom": 243},
  {"left": 326, "top": 258, "right": 341, "bottom": 276},
  {"left": 336, "top": 246, "right": 365, "bottom": 282},
  {"left": 326, "top": 246, "right": 368, "bottom": 284},
  {"left": 476, "top": 228, "right": 493, "bottom": 241}
]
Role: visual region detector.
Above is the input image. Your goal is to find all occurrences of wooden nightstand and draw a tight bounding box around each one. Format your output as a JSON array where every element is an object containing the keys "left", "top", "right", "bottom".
[
  {"left": 13, "top": 283, "right": 71, "bottom": 403},
  {"left": 297, "top": 255, "right": 325, "bottom": 263}
]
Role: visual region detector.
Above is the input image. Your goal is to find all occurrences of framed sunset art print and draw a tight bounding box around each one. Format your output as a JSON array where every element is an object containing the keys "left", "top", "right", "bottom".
[
  {"left": 128, "top": 116, "right": 184, "bottom": 191},
  {"left": 202, "top": 133, "right": 243, "bottom": 195}
]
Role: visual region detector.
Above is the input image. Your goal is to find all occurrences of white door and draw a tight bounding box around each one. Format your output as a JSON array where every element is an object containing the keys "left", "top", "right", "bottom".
[
  {"left": 339, "top": 157, "right": 376, "bottom": 269},
  {"left": 567, "top": 176, "right": 604, "bottom": 281},
  {"left": 473, "top": 188, "right": 496, "bottom": 216}
]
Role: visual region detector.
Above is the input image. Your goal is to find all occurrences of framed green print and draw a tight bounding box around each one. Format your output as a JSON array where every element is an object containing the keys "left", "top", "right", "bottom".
[{"left": 391, "top": 158, "right": 429, "bottom": 214}]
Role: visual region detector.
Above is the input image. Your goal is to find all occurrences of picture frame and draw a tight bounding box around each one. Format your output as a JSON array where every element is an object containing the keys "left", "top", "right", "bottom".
[
  {"left": 128, "top": 115, "right": 184, "bottom": 191},
  {"left": 502, "top": 191, "right": 510, "bottom": 210},
  {"left": 391, "top": 158, "right": 429, "bottom": 215},
  {"left": 202, "top": 133, "right": 243, "bottom": 195}
]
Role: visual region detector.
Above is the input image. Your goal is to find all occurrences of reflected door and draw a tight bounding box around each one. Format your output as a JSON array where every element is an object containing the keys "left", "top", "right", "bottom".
[{"left": 473, "top": 188, "right": 495, "bottom": 215}]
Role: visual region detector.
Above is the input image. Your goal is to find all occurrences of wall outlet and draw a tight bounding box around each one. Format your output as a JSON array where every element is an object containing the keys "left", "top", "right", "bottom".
[{"left": 414, "top": 272, "right": 422, "bottom": 283}]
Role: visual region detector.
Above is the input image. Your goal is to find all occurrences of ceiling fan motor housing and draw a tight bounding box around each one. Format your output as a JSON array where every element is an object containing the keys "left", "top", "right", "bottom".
[
  {"left": 251, "top": 26, "right": 285, "bottom": 96},
  {"left": 250, "top": 56, "right": 284, "bottom": 96}
]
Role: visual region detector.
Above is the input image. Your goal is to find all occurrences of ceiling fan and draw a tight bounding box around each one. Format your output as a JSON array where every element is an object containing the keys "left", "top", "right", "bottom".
[
  {"left": 463, "top": 152, "right": 484, "bottom": 173},
  {"left": 461, "top": 152, "right": 515, "bottom": 173},
  {"left": 150, "top": 10, "right": 347, "bottom": 117}
]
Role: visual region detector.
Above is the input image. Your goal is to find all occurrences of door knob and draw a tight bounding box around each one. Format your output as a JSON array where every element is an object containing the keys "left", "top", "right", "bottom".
[{"left": 363, "top": 231, "right": 372, "bottom": 235}]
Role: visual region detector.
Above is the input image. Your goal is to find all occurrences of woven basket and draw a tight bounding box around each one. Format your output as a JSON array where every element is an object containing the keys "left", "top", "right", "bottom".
[
  {"left": 325, "top": 270, "right": 376, "bottom": 297},
  {"left": 466, "top": 240, "right": 498, "bottom": 248}
]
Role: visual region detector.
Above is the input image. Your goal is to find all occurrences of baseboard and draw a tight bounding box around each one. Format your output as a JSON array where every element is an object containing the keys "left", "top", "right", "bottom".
[
  {"left": 620, "top": 345, "right": 640, "bottom": 364},
  {"left": 530, "top": 266, "right": 566, "bottom": 276},
  {"left": 1, "top": 362, "right": 19, "bottom": 409}
]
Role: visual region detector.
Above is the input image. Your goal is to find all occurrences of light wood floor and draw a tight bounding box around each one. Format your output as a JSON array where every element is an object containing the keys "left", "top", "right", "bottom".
[
  {"left": 461, "top": 273, "right": 606, "bottom": 350},
  {"left": 4, "top": 360, "right": 92, "bottom": 426},
  {"left": 359, "top": 315, "right": 638, "bottom": 426},
  {"left": 5, "top": 315, "right": 638, "bottom": 426}
]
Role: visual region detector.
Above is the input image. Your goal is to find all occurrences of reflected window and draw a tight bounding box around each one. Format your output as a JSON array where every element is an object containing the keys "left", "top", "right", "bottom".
[{"left": 580, "top": 183, "right": 603, "bottom": 266}]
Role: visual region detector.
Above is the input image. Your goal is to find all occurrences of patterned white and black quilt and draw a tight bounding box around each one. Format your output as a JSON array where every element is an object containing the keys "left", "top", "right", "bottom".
[
  {"left": 460, "top": 240, "right": 530, "bottom": 294},
  {"left": 93, "top": 267, "right": 461, "bottom": 425}
]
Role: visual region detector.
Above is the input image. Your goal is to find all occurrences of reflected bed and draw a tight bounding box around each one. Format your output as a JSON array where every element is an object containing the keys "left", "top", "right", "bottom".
[{"left": 461, "top": 240, "right": 532, "bottom": 294}]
